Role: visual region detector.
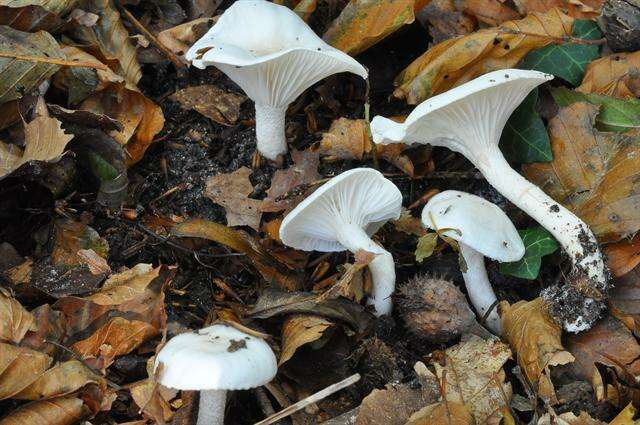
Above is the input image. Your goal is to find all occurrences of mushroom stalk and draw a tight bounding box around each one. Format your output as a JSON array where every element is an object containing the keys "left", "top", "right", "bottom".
[
  {"left": 459, "top": 242, "right": 501, "bottom": 334},
  {"left": 336, "top": 223, "right": 395, "bottom": 316},
  {"left": 255, "top": 104, "right": 287, "bottom": 160},
  {"left": 198, "top": 389, "right": 226, "bottom": 425}
]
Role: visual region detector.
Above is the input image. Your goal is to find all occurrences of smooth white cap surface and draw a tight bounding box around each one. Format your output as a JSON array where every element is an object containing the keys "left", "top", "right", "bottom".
[
  {"left": 185, "top": 0, "right": 367, "bottom": 107},
  {"left": 154, "top": 324, "right": 277, "bottom": 391},
  {"left": 279, "top": 168, "right": 402, "bottom": 252},
  {"left": 422, "top": 190, "right": 524, "bottom": 262}
]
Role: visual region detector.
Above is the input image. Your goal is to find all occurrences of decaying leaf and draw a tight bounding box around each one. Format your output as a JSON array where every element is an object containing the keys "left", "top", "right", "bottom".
[
  {"left": 433, "top": 335, "right": 513, "bottom": 424},
  {"left": 279, "top": 314, "right": 334, "bottom": 365},
  {"left": 204, "top": 166, "right": 262, "bottom": 230},
  {"left": 458, "top": 0, "right": 519, "bottom": 26},
  {"left": 512, "top": 0, "right": 603, "bottom": 19},
  {"left": 129, "top": 379, "right": 174, "bottom": 424},
  {"left": 171, "top": 219, "right": 303, "bottom": 290},
  {"left": 394, "top": 8, "right": 574, "bottom": 104},
  {"left": 500, "top": 298, "right": 575, "bottom": 402},
  {"left": 170, "top": 85, "right": 246, "bottom": 126},
  {"left": 157, "top": 17, "right": 216, "bottom": 57},
  {"left": 609, "top": 268, "right": 640, "bottom": 337},
  {"left": 0, "top": 290, "right": 35, "bottom": 343},
  {"left": 261, "top": 150, "right": 320, "bottom": 213},
  {"left": 524, "top": 102, "right": 640, "bottom": 243},
  {"left": 13, "top": 360, "right": 105, "bottom": 401},
  {"left": 406, "top": 401, "right": 475, "bottom": 425},
  {"left": 51, "top": 219, "right": 109, "bottom": 269},
  {"left": 418, "top": 0, "right": 477, "bottom": 44},
  {"left": 0, "top": 343, "right": 52, "bottom": 399},
  {"left": 356, "top": 383, "right": 433, "bottom": 425},
  {"left": 0, "top": 0, "right": 81, "bottom": 32},
  {"left": 578, "top": 51, "right": 640, "bottom": 99},
  {"left": 604, "top": 235, "right": 640, "bottom": 278},
  {"left": 323, "top": 0, "right": 415, "bottom": 56},
  {"left": 0, "top": 396, "right": 91, "bottom": 425}
]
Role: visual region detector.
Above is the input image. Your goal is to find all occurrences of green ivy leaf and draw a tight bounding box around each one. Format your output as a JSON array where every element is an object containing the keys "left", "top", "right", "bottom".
[
  {"left": 499, "top": 226, "right": 559, "bottom": 279},
  {"left": 550, "top": 88, "right": 640, "bottom": 132},
  {"left": 500, "top": 88, "right": 552, "bottom": 163},
  {"left": 520, "top": 20, "right": 601, "bottom": 86},
  {"left": 415, "top": 233, "right": 438, "bottom": 263}
]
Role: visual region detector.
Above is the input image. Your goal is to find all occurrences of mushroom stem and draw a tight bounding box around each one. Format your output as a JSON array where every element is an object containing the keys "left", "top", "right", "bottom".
[
  {"left": 198, "top": 389, "right": 227, "bottom": 425},
  {"left": 255, "top": 103, "right": 287, "bottom": 161},
  {"left": 336, "top": 223, "right": 395, "bottom": 316},
  {"left": 459, "top": 242, "right": 501, "bottom": 334}
]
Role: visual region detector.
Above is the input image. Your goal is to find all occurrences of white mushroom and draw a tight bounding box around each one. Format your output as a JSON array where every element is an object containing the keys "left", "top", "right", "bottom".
[
  {"left": 185, "top": 0, "right": 368, "bottom": 161},
  {"left": 371, "top": 69, "right": 609, "bottom": 331},
  {"left": 279, "top": 168, "right": 402, "bottom": 316},
  {"left": 422, "top": 190, "right": 525, "bottom": 333},
  {"left": 154, "top": 324, "right": 277, "bottom": 425}
]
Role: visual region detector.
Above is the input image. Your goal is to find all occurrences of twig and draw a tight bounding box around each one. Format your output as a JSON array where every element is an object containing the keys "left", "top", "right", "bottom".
[
  {"left": 496, "top": 29, "right": 607, "bottom": 45},
  {"left": 254, "top": 374, "right": 361, "bottom": 425},
  {"left": 117, "top": 5, "right": 185, "bottom": 68},
  {"left": 0, "top": 52, "right": 109, "bottom": 70}
]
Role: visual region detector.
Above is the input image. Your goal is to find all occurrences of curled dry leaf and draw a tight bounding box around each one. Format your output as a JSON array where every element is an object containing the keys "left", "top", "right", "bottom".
[
  {"left": 170, "top": 85, "right": 246, "bottom": 126},
  {"left": 578, "top": 51, "right": 640, "bottom": 99},
  {"left": 323, "top": 0, "right": 415, "bottom": 56},
  {"left": 394, "top": 8, "right": 574, "bottom": 104},
  {"left": 0, "top": 290, "right": 35, "bottom": 343},
  {"left": 13, "top": 360, "right": 105, "bottom": 401},
  {"left": 157, "top": 17, "right": 216, "bottom": 57},
  {"left": 524, "top": 102, "right": 640, "bottom": 243},
  {"left": 261, "top": 150, "right": 320, "bottom": 213},
  {"left": 204, "top": 167, "right": 262, "bottom": 230},
  {"left": 500, "top": 297, "right": 575, "bottom": 403},
  {"left": 0, "top": 396, "right": 91, "bottom": 425},
  {"left": 129, "top": 379, "right": 174, "bottom": 424},
  {"left": 279, "top": 314, "right": 334, "bottom": 365},
  {"left": 355, "top": 383, "right": 433, "bottom": 425}
]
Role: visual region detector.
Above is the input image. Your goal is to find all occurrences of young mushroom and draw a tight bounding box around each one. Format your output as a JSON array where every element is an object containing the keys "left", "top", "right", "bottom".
[
  {"left": 154, "top": 324, "right": 277, "bottom": 425},
  {"left": 371, "top": 69, "right": 609, "bottom": 332},
  {"left": 185, "top": 0, "right": 368, "bottom": 161},
  {"left": 279, "top": 168, "right": 403, "bottom": 316},
  {"left": 422, "top": 190, "right": 525, "bottom": 333}
]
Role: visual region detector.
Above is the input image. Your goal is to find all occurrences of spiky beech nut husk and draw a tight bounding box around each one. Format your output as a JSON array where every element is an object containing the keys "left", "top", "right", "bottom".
[{"left": 397, "top": 275, "right": 477, "bottom": 343}]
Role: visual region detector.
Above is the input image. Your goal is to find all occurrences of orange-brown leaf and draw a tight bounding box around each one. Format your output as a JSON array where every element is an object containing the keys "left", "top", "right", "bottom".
[
  {"left": 0, "top": 343, "right": 52, "bottom": 400},
  {"left": 578, "top": 51, "right": 640, "bottom": 99},
  {"left": 604, "top": 235, "right": 640, "bottom": 278},
  {"left": 0, "top": 396, "right": 90, "bottom": 425},
  {"left": 204, "top": 167, "right": 263, "bottom": 230},
  {"left": 513, "top": 0, "right": 603, "bottom": 19},
  {"left": 0, "top": 291, "right": 34, "bottom": 344},
  {"left": 279, "top": 315, "right": 333, "bottom": 365}
]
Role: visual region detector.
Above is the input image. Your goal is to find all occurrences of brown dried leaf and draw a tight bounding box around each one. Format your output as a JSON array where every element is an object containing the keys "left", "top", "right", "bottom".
[
  {"left": 51, "top": 219, "right": 108, "bottom": 268},
  {"left": 20, "top": 304, "right": 66, "bottom": 356},
  {"left": 280, "top": 314, "right": 334, "bottom": 365},
  {"left": 129, "top": 379, "right": 174, "bottom": 424},
  {"left": 604, "top": 235, "right": 640, "bottom": 278},
  {"left": 0, "top": 343, "right": 52, "bottom": 399},
  {"left": 395, "top": 8, "right": 574, "bottom": 104},
  {"left": 172, "top": 219, "right": 303, "bottom": 291},
  {"left": 0, "top": 396, "right": 90, "bottom": 425},
  {"left": 356, "top": 383, "right": 432, "bottom": 425},
  {"left": 0, "top": 0, "right": 80, "bottom": 32},
  {"left": 323, "top": 0, "right": 416, "bottom": 56},
  {"left": 500, "top": 298, "right": 574, "bottom": 403},
  {"left": 406, "top": 401, "right": 475, "bottom": 425},
  {"left": 578, "top": 51, "right": 640, "bottom": 99},
  {"left": 523, "top": 102, "right": 640, "bottom": 243},
  {"left": 513, "top": 0, "right": 603, "bottom": 19},
  {"left": 157, "top": 17, "right": 216, "bottom": 57},
  {"left": 459, "top": 0, "right": 520, "bottom": 26},
  {"left": 417, "top": 0, "right": 477, "bottom": 44},
  {"left": 171, "top": 85, "right": 245, "bottom": 126},
  {"left": 0, "top": 290, "right": 34, "bottom": 343},
  {"left": 204, "top": 167, "right": 262, "bottom": 230},
  {"left": 609, "top": 267, "right": 640, "bottom": 337},
  {"left": 317, "top": 117, "right": 372, "bottom": 161},
  {"left": 14, "top": 360, "right": 105, "bottom": 400},
  {"left": 261, "top": 150, "right": 320, "bottom": 213}
]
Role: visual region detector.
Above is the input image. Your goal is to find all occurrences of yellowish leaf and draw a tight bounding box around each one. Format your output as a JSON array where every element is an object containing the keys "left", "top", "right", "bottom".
[
  {"left": 279, "top": 314, "right": 333, "bottom": 365},
  {"left": 0, "top": 290, "right": 34, "bottom": 344},
  {"left": 0, "top": 396, "right": 90, "bottom": 425},
  {"left": 129, "top": 379, "right": 173, "bottom": 424},
  {"left": 610, "top": 403, "right": 637, "bottom": 425},
  {"left": 0, "top": 343, "right": 52, "bottom": 400},
  {"left": 578, "top": 51, "right": 640, "bottom": 99},
  {"left": 13, "top": 360, "right": 105, "bottom": 401},
  {"left": 415, "top": 233, "right": 438, "bottom": 263}
]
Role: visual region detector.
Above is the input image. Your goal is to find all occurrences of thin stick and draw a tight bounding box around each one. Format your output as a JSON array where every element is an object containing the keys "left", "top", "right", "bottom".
[
  {"left": 118, "top": 5, "right": 185, "bottom": 68},
  {"left": 254, "top": 374, "right": 361, "bottom": 425},
  {"left": 0, "top": 52, "right": 108, "bottom": 70}
]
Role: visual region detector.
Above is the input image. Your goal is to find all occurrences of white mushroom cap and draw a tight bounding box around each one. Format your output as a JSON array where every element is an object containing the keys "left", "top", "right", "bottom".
[
  {"left": 422, "top": 190, "right": 524, "bottom": 262},
  {"left": 185, "top": 0, "right": 367, "bottom": 108},
  {"left": 154, "top": 324, "right": 277, "bottom": 391},
  {"left": 279, "top": 168, "right": 402, "bottom": 252}
]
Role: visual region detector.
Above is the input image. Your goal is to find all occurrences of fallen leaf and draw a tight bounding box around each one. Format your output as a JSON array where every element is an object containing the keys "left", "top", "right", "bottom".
[
  {"left": 171, "top": 85, "right": 246, "bottom": 126},
  {"left": 417, "top": 0, "right": 476, "bottom": 44},
  {"left": 433, "top": 335, "right": 513, "bottom": 423},
  {"left": 537, "top": 411, "right": 605, "bottom": 424},
  {"left": 0, "top": 396, "right": 91, "bottom": 425},
  {"left": 171, "top": 219, "right": 303, "bottom": 291},
  {"left": 499, "top": 226, "right": 558, "bottom": 279},
  {"left": 316, "top": 118, "right": 371, "bottom": 161},
  {"left": 394, "top": 8, "right": 574, "bottom": 104},
  {"left": 0, "top": 0, "right": 80, "bottom": 32},
  {"left": 393, "top": 209, "right": 427, "bottom": 237},
  {"left": 0, "top": 343, "right": 52, "bottom": 399},
  {"left": 578, "top": 51, "right": 640, "bottom": 99},
  {"left": 129, "top": 379, "right": 174, "bottom": 424},
  {"left": 415, "top": 233, "right": 438, "bottom": 263},
  {"left": 204, "top": 167, "right": 262, "bottom": 230},
  {"left": 20, "top": 304, "right": 66, "bottom": 356},
  {"left": 513, "top": 0, "right": 603, "bottom": 18},
  {"left": 604, "top": 235, "right": 640, "bottom": 278},
  {"left": 14, "top": 360, "right": 105, "bottom": 401},
  {"left": 279, "top": 314, "right": 334, "bottom": 365},
  {"left": 261, "top": 150, "right": 320, "bottom": 213},
  {"left": 406, "top": 401, "right": 474, "bottom": 425},
  {"left": 0, "top": 26, "right": 64, "bottom": 103},
  {"left": 323, "top": 0, "right": 415, "bottom": 56},
  {"left": 459, "top": 0, "right": 519, "bottom": 26},
  {"left": 523, "top": 102, "right": 640, "bottom": 243},
  {"left": 51, "top": 219, "right": 109, "bottom": 269},
  {"left": 500, "top": 298, "right": 574, "bottom": 403},
  {"left": 610, "top": 403, "right": 637, "bottom": 425},
  {"left": 0, "top": 290, "right": 35, "bottom": 343},
  {"left": 157, "top": 17, "right": 216, "bottom": 57},
  {"left": 356, "top": 383, "right": 433, "bottom": 425}
]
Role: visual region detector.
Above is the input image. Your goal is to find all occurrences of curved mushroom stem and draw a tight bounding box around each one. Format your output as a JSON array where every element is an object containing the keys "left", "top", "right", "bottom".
[
  {"left": 198, "top": 389, "right": 226, "bottom": 425},
  {"left": 459, "top": 242, "right": 502, "bottom": 334},
  {"left": 336, "top": 223, "right": 395, "bottom": 316},
  {"left": 479, "top": 146, "right": 608, "bottom": 331},
  {"left": 255, "top": 103, "right": 287, "bottom": 161}
]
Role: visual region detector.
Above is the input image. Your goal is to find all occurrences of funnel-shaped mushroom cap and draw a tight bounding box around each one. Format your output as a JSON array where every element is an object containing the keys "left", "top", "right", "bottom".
[
  {"left": 371, "top": 69, "right": 552, "bottom": 160},
  {"left": 154, "top": 324, "right": 277, "bottom": 391},
  {"left": 186, "top": 0, "right": 367, "bottom": 107},
  {"left": 422, "top": 191, "right": 524, "bottom": 262},
  {"left": 280, "top": 168, "right": 402, "bottom": 252}
]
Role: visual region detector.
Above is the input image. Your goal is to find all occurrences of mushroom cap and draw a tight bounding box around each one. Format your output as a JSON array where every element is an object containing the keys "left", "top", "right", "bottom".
[
  {"left": 279, "top": 168, "right": 402, "bottom": 252},
  {"left": 422, "top": 190, "right": 524, "bottom": 262},
  {"left": 154, "top": 324, "right": 277, "bottom": 391},
  {"left": 185, "top": 0, "right": 367, "bottom": 107},
  {"left": 371, "top": 69, "right": 552, "bottom": 155}
]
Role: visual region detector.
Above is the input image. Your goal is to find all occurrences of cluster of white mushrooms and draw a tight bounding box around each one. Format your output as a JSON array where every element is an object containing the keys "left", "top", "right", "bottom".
[{"left": 154, "top": 1, "right": 610, "bottom": 423}]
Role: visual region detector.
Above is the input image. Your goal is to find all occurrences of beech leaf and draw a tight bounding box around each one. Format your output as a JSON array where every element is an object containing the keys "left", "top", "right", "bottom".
[
  {"left": 578, "top": 51, "right": 640, "bottom": 99},
  {"left": 279, "top": 315, "right": 334, "bottom": 365}
]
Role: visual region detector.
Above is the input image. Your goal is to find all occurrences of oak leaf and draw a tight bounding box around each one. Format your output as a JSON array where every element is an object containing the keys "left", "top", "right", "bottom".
[
  {"left": 205, "top": 167, "right": 262, "bottom": 230},
  {"left": 578, "top": 51, "right": 640, "bottom": 99}
]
